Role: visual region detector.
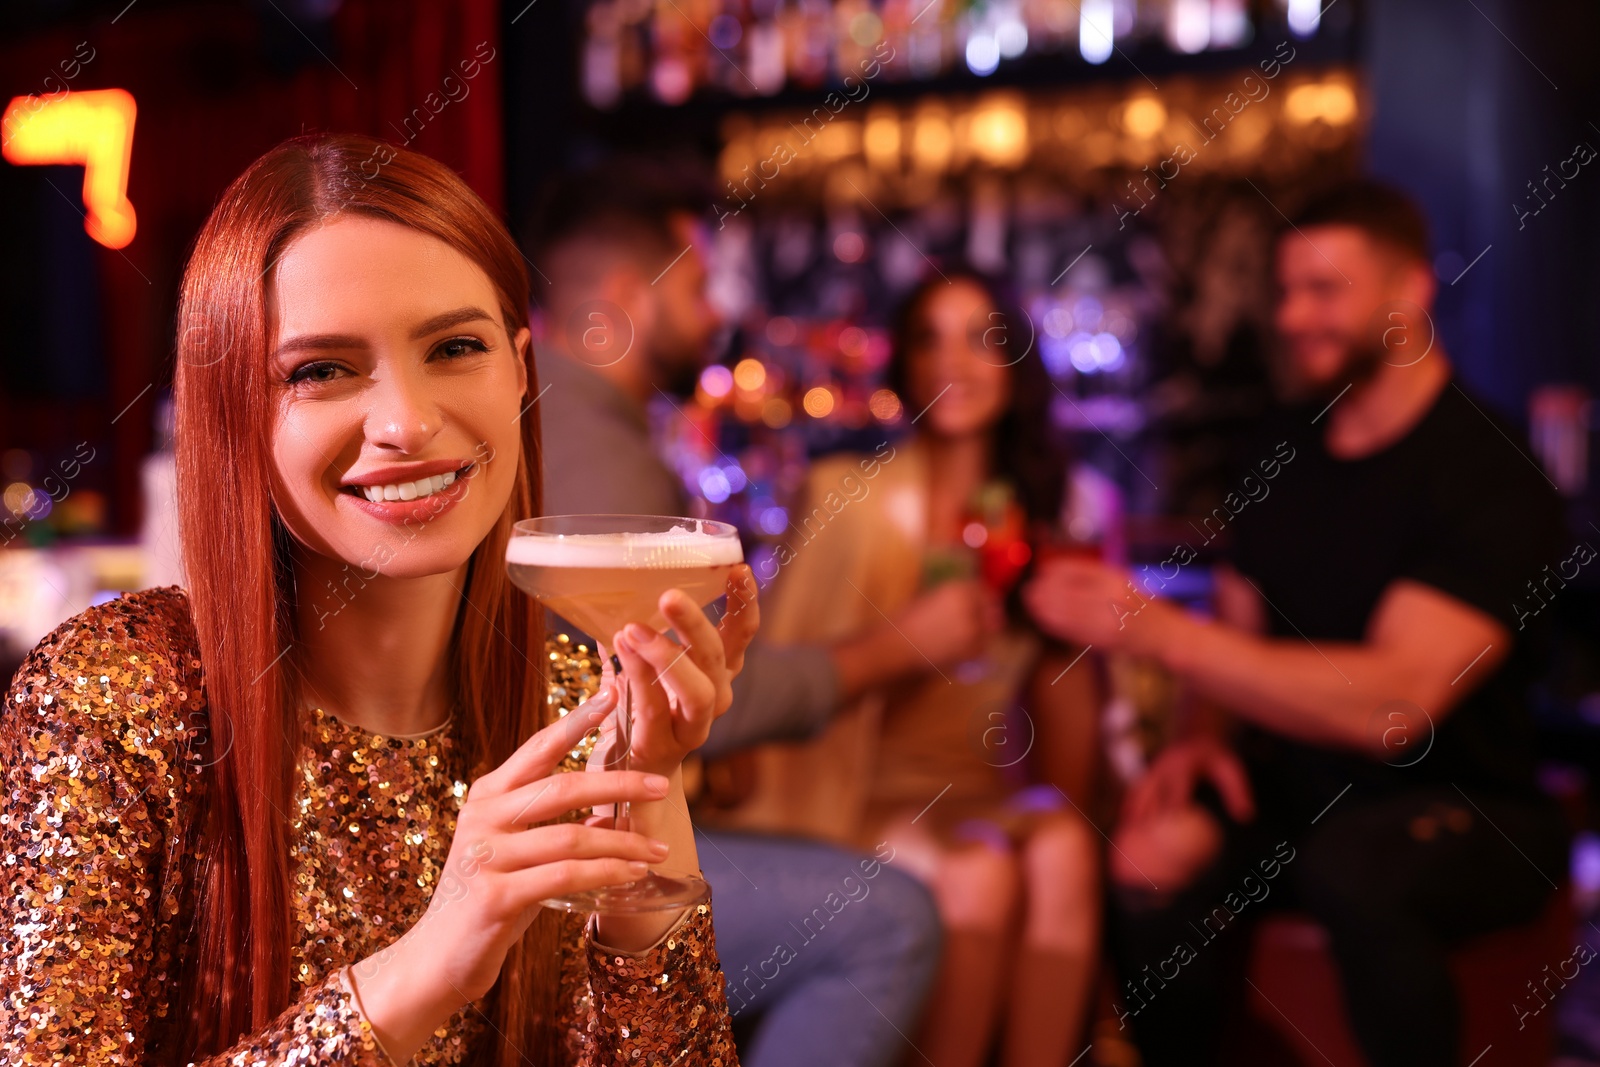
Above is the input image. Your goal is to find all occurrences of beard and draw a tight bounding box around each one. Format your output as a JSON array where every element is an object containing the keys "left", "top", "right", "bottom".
[
  {"left": 649, "top": 323, "right": 720, "bottom": 398},
  {"left": 1300, "top": 333, "right": 1388, "bottom": 403}
]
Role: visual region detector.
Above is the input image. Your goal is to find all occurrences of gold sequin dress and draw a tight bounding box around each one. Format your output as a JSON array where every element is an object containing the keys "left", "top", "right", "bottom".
[{"left": 0, "top": 587, "right": 740, "bottom": 1066}]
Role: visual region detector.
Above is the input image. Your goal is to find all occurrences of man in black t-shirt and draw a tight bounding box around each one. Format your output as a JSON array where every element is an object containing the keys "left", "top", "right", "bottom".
[{"left": 1023, "top": 181, "right": 1571, "bottom": 1066}]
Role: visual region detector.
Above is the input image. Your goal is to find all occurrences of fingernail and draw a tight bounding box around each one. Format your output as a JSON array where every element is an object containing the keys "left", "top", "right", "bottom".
[
  {"left": 626, "top": 623, "right": 652, "bottom": 643},
  {"left": 644, "top": 774, "right": 670, "bottom": 795},
  {"left": 628, "top": 860, "right": 650, "bottom": 876},
  {"left": 649, "top": 839, "right": 671, "bottom": 857},
  {"left": 612, "top": 632, "right": 632, "bottom": 654}
]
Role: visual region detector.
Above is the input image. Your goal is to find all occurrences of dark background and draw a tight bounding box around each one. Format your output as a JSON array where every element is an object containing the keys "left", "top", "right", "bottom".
[
  {"left": 1, "top": 0, "right": 1594, "bottom": 531},
  {"left": 1, "top": 0, "right": 1596, "bottom": 731}
]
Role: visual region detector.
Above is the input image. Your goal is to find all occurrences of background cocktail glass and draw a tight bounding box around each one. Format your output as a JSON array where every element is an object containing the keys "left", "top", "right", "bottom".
[{"left": 507, "top": 514, "right": 743, "bottom": 913}]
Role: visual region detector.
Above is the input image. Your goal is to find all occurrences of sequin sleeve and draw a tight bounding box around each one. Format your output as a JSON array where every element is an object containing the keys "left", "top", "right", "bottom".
[
  {"left": 0, "top": 590, "right": 385, "bottom": 1066},
  {"left": 199, "top": 970, "right": 388, "bottom": 1066},
  {"left": 0, "top": 592, "right": 199, "bottom": 1062},
  {"left": 556, "top": 894, "right": 740, "bottom": 1066}
]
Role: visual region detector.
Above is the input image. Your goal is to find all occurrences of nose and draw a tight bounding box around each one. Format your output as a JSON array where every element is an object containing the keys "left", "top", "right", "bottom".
[
  {"left": 935, "top": 339, "right": 979, "bottom": 377},
  {"left": 365, "top": 363, "right": 442, "bottom": 454},
  {"left": 1274, "top": 288, "right": 1308, "bottom": 337}
]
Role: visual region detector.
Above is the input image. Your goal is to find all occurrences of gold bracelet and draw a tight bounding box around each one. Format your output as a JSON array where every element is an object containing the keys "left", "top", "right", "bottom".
[{"left": 341, "top": 964, "right": 403, "bottom": 1067}]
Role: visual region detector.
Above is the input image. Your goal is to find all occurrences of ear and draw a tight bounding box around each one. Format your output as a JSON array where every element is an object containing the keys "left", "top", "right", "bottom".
[
  {"left": 512, "top": 326, "right": 531, "bottom": 396},
  {"left": 1399, "top": 258, "right": 1436, "bottom": 316},
  {"left": 609, "top": 266, "right": 657, "bottom": 341}
]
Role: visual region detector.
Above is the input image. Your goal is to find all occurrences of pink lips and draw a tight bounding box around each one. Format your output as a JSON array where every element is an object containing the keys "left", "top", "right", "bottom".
[{"left": 338, "top": 461, "right": 477, "bottom": 526}]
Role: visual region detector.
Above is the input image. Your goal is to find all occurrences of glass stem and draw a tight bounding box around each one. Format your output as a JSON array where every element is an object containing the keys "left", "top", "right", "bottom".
[{"left": 612, "top": 654, "right": 633, "bottom": 837}]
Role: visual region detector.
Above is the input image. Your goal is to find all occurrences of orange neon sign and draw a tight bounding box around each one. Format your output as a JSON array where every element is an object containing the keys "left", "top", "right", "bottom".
[{"left": 2, "top": 88, "right": 137, "bottom": 249}]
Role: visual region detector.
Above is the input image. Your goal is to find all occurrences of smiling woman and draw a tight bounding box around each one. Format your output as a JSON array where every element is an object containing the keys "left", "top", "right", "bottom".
[
  {"left": 0, "top": 133, "right": 755, "bottom": 1066},
  {"left": 265, "top": 214, "right": 530, "bottom": 583}
]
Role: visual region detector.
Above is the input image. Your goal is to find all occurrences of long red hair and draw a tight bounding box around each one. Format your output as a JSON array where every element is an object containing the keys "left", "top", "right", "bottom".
[{"left": 170, "top": 132, "right": 555, "bottom": 1063}]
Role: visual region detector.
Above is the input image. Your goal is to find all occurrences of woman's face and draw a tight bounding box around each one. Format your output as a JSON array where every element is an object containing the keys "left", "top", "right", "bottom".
[
  {"left": 901, "top": 278, "right": 1013, "bottom": 438},
  {"left": 267, "top": 214, "right": 529, "bottom": 580}
]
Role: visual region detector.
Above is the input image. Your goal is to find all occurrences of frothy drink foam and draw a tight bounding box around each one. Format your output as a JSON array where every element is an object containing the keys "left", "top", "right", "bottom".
[
  {"left": 507, "top": 529, "right": 742, "bottom": 640},
  {"left": 505, "top": 530, "right": 743, "bottom": 569}
]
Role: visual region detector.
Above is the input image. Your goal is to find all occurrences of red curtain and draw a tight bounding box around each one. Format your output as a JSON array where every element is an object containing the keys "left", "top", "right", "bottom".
[{"left": 0, "top": 0, "right": 508, "bottom": 533}]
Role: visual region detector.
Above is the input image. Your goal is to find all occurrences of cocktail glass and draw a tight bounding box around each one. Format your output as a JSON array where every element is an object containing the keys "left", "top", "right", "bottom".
[{"left": 507, "top": 514, "right": 743, "bottom": 913}]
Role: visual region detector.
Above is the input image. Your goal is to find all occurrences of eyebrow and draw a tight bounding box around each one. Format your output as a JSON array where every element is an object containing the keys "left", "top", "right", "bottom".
[{"left": 272, "top": 306, "right": 498, "bottom": 358}]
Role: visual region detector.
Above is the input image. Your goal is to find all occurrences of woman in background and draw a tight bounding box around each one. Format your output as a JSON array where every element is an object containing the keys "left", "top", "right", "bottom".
[
  {"left": 0, "top": 133, "right": 755, "bottom": 1065},
  {"left": 741, "top": 271, "right": 1106, "bottom": 1067}
]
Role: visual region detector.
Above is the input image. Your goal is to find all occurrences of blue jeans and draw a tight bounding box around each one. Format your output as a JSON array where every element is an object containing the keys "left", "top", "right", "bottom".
[{"left": 699, "top": 829, "right": 942, "bottom": 1067}]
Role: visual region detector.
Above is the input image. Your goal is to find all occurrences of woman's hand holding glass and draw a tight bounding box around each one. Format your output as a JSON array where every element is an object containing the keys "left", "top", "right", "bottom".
[
  {"left": 583, "top": 566, "right": 758, "bottom": 945},
  {"left": 348, "top": 683, "right": 668, "bottom": 1061},
  {"left": 590, "top": 564, "right": 759, "bottom": 779},
  {"left": 351, "top": 566, "right": 758, "bottom": 1058}
]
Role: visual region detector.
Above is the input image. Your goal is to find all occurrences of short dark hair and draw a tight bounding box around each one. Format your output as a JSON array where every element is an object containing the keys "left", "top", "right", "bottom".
[
  {"left": 1287, "top": 180, "right": 1432, "bottom": 265},
  {"left": 524, "top": 157, "right": 709, "bottom": 266}
]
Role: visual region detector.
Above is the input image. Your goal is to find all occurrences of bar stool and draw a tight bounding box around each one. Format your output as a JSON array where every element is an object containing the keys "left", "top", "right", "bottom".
[{"left": 1228, "top": 887, "right": 1572, "bottom": 1066}]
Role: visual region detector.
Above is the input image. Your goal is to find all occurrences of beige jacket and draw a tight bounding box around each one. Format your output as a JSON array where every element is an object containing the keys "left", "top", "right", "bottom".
[{"left": 700, "top": 438, "right": 933, "bottom": 844}]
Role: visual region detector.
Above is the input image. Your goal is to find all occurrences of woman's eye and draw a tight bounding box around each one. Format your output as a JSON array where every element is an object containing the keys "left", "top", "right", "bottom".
[
  {"left": 287, "top": 361, "right": 344, "bottom": 385},
  {"left": 436, "top": 336, "right": 489, "bottom": 360}
]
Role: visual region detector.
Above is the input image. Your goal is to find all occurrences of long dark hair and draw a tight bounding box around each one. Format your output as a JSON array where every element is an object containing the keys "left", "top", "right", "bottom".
[{"left": 887, "top": 269, "right": 1070, "bottom": 525}]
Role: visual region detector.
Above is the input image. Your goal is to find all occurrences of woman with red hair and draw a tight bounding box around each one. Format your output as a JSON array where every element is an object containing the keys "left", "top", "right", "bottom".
[{"left": 0, "top": 133, "right": 756, "bottom": 1065}]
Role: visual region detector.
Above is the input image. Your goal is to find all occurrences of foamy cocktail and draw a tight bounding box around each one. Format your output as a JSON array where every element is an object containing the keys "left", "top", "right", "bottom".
[
  {"left": 506, "top": 515, "right": 743, "bottom": 914},
  {"left": 506, "top": 526, "right": 743, "bottom": 639}
]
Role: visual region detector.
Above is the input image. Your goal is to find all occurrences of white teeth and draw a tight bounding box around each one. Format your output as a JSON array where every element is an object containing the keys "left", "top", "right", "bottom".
[{"left": 352, "top": 469, "right": 462, "bottom": 504}]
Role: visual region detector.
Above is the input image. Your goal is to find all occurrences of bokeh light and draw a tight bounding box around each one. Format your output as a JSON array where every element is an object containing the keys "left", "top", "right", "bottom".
[
  {"left": 761, "top": 397, "right": 793, "bottom": 427},
  {"left": 1079, "top": 0, "right": 1114, "bottom": 64},
  {"left": 700, "top": 364, "right": 734, "bottom": 399},
  {"left": 869, "top": 388, "right": 903, "bottom": 422},
  {"left": 1122, "top": 97, "right": 1167, "bottom": 139},
  {"left": 839, "top": 326, "right": 869, "bottom": 360},
  {"left": 758, "top": 506, "right": 789, "bottom": 535},
  {"left": 698, "top": 467, "right": 732, "bottom": 503},
  {"left": 803, "top": 386, "right": 836, "bottom": 418},
  {"left": 849, "top": 11, "right": 884, "bottom": 46},
  {"left": 965, "top": 34, "right": 1000, "bottom": 76},
  {"left": 734, "top": 357, "right": 768, "bottom": 392}
]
